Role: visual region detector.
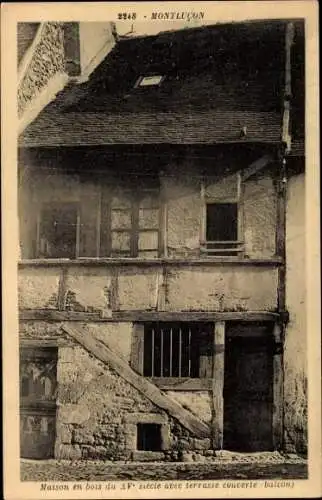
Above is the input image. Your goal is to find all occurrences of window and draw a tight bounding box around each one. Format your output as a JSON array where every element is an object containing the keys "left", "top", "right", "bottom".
[
  {"left": 34, "top": 187, "right": 160, "bottom": 260},
  {"left": 135, "top": 75, "right": 164, "bottom": 87},
  {"left": 137, "top": 423, "right": 162, "bottom": 451},
  {"left": 37, "top": 203, "right": 79, "bottom": 259},
  {"left": 143, "top": 323, "right": 213, "bottom": 378},
  {"left": 110, "top": 189, "right": 160, "bottom": 258},
  {"left": 203, "top": 202, "right": 243, "bottom": 256}
]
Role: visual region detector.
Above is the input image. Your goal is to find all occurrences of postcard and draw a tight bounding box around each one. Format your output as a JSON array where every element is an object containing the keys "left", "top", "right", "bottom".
[{"left": 2, "top": 1, "right": 321, "bottom": 499}]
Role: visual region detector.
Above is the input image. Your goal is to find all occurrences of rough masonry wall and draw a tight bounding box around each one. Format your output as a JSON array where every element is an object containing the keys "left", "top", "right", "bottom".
[
  {"left": 20, "top": 321, "right": 209, "bottom": 460},
  {"left": 284, "top": 173, "right": 307, "bottom": 453},
  {"left": 18, "top": 23, "right": 66, "bottom": 118}
]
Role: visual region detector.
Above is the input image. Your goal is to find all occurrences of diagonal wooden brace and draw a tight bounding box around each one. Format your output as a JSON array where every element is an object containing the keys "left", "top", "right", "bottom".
[{"left": 62, "top": 323, "right": 211, "bottom": 439}]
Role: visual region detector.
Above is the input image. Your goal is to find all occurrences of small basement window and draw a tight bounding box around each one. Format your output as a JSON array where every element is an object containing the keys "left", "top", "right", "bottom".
[
  {"left": 137, "top": 423, "right": 162, "bottom": 451},
  {"left": 135, "top": 75, "right": 164, "bottom": 87}
]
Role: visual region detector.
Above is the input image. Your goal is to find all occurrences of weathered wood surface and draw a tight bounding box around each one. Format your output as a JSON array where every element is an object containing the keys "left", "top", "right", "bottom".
[
  {"left": 272, "top": 323, "right": 284, "bottom": 449},
  {"left": 212, "top": 321, "right": 225, "bottom": 449},
  {"left": 19, "top": 309, "right": 280, "bottom": 322},
  {"left": 62, "top": 324, "right": 211, "bottom": 438}
]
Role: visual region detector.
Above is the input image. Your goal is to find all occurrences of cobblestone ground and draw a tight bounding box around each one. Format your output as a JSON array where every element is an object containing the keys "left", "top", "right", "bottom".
[{"left": 21, "top": 453, "right": 307, "bottom": 481}]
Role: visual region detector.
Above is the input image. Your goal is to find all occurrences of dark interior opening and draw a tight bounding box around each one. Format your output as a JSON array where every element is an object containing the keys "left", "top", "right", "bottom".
[
  {"left": 206, "top": 202, "right": 238, "bottom": 242},
  {"left": 137, "top": 423, "right": 162, "bottom": 451},
  {"left": 223, "top": 324, "right": 274, "bottom": 452}
]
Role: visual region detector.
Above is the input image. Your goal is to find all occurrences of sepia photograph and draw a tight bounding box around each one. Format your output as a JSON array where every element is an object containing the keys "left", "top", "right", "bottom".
[{"left": 2, "top": 2, "right": 320, "bottom": 498}]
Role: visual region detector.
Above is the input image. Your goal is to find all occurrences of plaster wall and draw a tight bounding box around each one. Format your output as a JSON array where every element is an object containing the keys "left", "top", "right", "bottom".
[
  {"left": 19, "top": 158, "right": 278, "bottom": 260},
  {"left": 284, "top": 172, "right": 307, "bottom": 453},
  {"left": 19, "top": 263, "right": 278, "bottom": 313}
]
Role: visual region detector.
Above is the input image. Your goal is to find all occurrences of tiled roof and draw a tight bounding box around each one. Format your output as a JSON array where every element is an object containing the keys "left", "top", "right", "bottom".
[
  {"left": 19, "top": 20, "right": 304, "bottom": 148},
  {"left": 19, "top": 110, "right": 282, "bottom": 147}
]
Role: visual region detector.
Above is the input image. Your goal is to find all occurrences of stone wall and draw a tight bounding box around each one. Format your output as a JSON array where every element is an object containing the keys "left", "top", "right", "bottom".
[
  {"left": 18, "top": 23, "right": 66, "bottom": 118},
  {"left": 284, "top": 172, "right": 307, "bottom": 454},
  {"left": 20, "top": 322, "right": 211, "bottom": 460}
]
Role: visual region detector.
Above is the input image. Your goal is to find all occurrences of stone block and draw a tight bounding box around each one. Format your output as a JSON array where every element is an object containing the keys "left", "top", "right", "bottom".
[
  {"left": 60, "top": 425, "right": 72, "bottom": 444},
  {"left": 181, "top": 452, "right": 194, "bottom": 463},
  {"left": 59, "top": 404, "right": 90, "bottom": 425},
  {"left": 193, "top": 438, "right": 211, "bottom": 450},
  {"left": 132, "top": 451, "right": 165, "bottom": 462},
  {"left": 59, "top": 347, "right": 75, "bottom": 363},
  {"left": 56, "top": 444, "right": 82, "bottom": 460}
]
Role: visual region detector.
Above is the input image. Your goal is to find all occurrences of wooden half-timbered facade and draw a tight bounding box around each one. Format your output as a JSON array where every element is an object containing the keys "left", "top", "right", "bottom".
[{"left": 18, "top": 19, "right": 306, "bottom": 460}]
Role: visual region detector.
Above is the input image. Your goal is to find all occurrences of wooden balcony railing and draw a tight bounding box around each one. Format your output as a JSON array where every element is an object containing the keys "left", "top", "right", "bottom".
[{"left": 200, "top": 241, "right": 245, "bottom": 256}]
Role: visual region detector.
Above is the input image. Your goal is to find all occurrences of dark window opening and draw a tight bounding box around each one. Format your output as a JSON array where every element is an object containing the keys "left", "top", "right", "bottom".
[
  {"left": 137, "top": 423, "right": 162, "bottom": 451},
  {"left": 205, "top": 203, "right": 240, "bottom": 256},
  {"left": 143, "top": 323, "right": 212, "bottom": 378},
  {"left": 38, "top": 203, "right": 78, "bottom": 259}
]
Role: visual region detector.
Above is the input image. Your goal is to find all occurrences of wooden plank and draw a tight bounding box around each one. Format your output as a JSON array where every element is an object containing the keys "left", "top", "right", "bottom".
[
  {"left": 96, "top": 184, "right": 102, "bottom": 258},
  {"left": 100, "top": 184, "right": 112, "bottom": 257},
  {"left": 212, "top": 321, "right": 225, "bottom": 449},
  {"left": 18, "top": 256, "right": 283, "bottom": 267},
  {"left": 62, "top": 323, "right": 211, "bottom": 438},
  {"left": 130, "top": 323, "right": 144, "bottom": 375},
  {"left": 150, "top": 377, "right": 213, "bottom": 391},
  {"left": 110, "top": 267, "right": 119, "bottom": 311},
  {"left": 200, "top": 178, "right": 206, "bottom": 245},
  {"left": 19, "top": 309, "right": 280, "bottom": 322},
  {"left": 272, "top": 323, "right": 284, "bottom": 449},
  {"left": 158, "top": 181, "right": 167, "bottom": 257},
  {"left": 241, "top": 155, "right": 273, "bottom": 181},
  {"left": 57, "top": 267, "right": 68, "bottom": 311},
  {"left": 19, "top": 309, "right": 103, "bottom": 321},
  {"left": 282, "top": 22, "right": 295, "bottom": 150},
  {"left": 276, "top": 159, "right": 287, "bottom": 311},
  {"left": 20, "top": 338, "right": 72, "bottom": 347},
  {"left": 130, "top": 197, "right": 139, "bottom": 258},
  {"left": 113, "top": 311, "right": 279, "bottom": 322}
]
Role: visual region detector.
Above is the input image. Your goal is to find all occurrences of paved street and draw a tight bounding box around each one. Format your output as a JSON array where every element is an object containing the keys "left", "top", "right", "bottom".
[{"left": 21, "top": 457, "right": 307, "bottom": 481}]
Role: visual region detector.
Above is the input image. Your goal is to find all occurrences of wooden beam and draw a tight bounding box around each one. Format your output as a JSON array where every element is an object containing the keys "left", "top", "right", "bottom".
[
  {"left": 200, "top": 178, "right": 206, "bottom": 245},
  {"left": 18, "top": 257, "right": 283, "bottom": 267},
  {"left": 150, "top": 378, "right": 213, "bottom": 391},
  {"left": 159, "top": 179, "right": 167, "bottom": 257},
  {"left": 212, "top": 321, "right": 225, "bottom": 449},
  {"left": 130, "top": 323, "right": 144, "bottom": 375},
  {"left": 19, "top": 309, "right": 281, "bottom": 322},
  {"left": 282, "top": 22, "right": 295, "bottom": 150},
  {"left": 241, "top": 155, "right": 274, "bottom": 181},
  {"left": 19, "top": 338, "right": 72, "bottom": 347},
  {"left": 272, "top": 323, "right": 284, "bottom": 450},
  {"left": 57, "top": 267, "right": 68, "bottom": 311},
  {"left": 62, "top": 324, "right": 211, "bottom": 438}
]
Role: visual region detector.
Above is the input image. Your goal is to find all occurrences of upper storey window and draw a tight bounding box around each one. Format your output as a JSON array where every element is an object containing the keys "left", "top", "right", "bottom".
[
  {"left": 38, "top": 203, "right": 79, "bottom": 259},
  {"left": 35, "top": 188, "right": 160, "bottom": 259}
]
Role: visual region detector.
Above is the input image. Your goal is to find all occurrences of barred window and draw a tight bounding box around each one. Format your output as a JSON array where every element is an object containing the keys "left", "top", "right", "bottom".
[{"left": 143, "top": 323, "right": 213, "bottom": 378}]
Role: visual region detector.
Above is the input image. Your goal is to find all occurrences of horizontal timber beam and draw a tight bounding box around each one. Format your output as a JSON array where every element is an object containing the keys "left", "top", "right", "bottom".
[
  {"left": 19, "top": 310, "right": 281, "bottom": 322},
  {"left": 19, "top": 257, "right": 283, "bottom": 267}
]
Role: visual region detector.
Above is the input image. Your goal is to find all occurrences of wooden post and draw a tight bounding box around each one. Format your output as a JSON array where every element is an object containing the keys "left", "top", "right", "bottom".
[
  {"left": 130, "top": 323, "right": 145, "bottom": 375},
  {"left": 212, "top": 321, "right": 225, "bottom": 449},
  {"left": 272, "top": 322, "right": 284, "bottom": 450},
  {"left": 200, "top": 178, "right": 206, "bottom": 247},
  {"left": 159, "top": 175, "right": 168, "bottom": 258}
]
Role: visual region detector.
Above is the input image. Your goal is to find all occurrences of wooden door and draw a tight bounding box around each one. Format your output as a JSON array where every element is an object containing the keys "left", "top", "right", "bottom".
[
  {"left": 20, "top": 348, "right": 58, "bottom": 459},
  {"left": 223, "top": 331, "right": 274, "bottom": 451}
]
